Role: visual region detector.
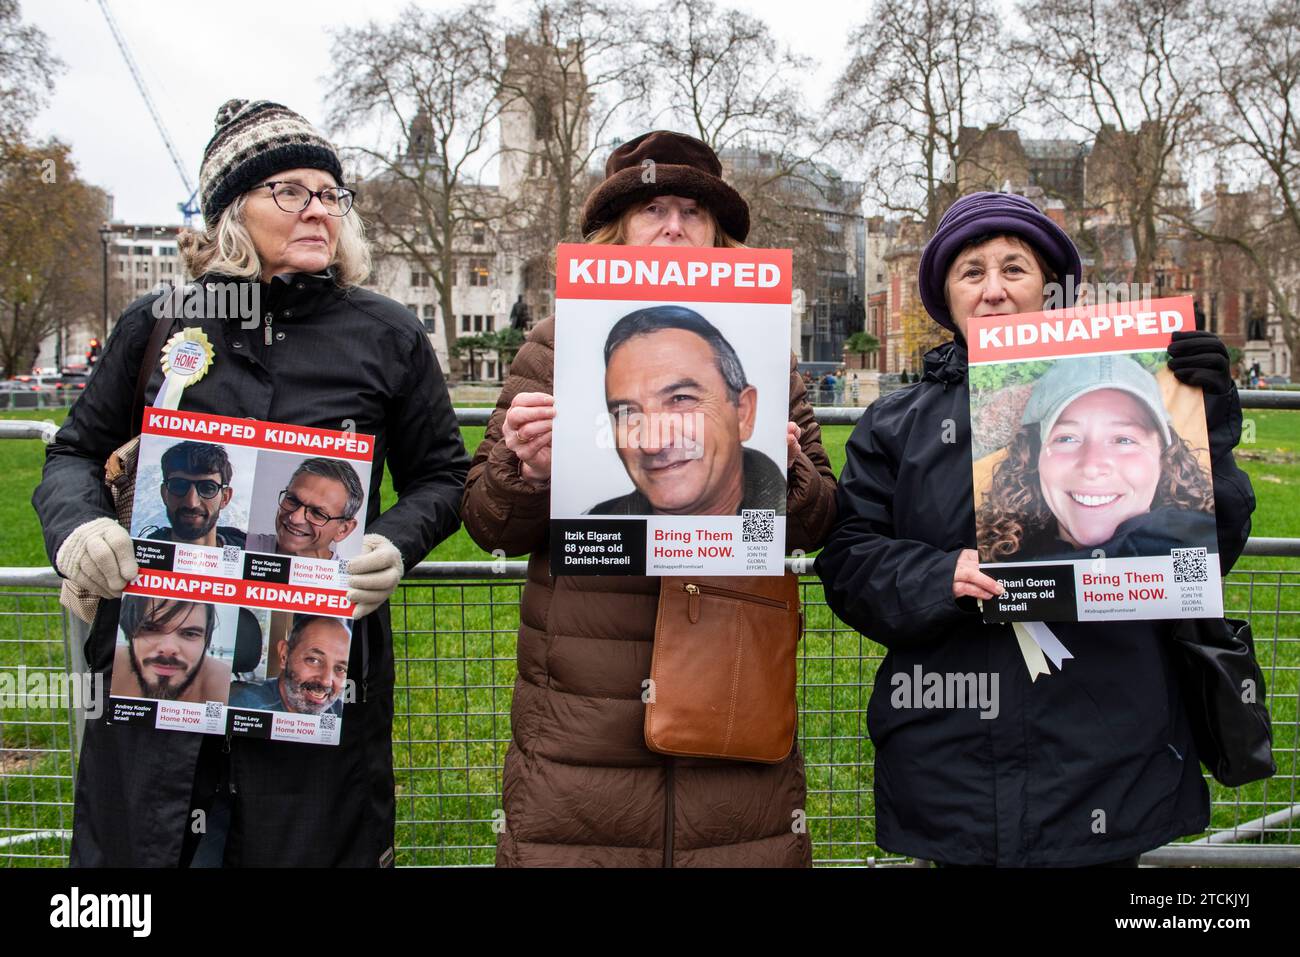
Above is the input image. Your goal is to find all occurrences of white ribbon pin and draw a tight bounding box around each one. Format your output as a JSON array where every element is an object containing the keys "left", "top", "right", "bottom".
[
  {"left": 1012, "top": 620, "right": 1074, "bottom": 682},
  {"left": 980, "top": 601, "right": 1075, "bottom": 681}
]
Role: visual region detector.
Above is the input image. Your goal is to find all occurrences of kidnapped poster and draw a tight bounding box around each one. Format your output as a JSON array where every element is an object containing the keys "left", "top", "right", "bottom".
[
  {"left": 968, "top": 296, "right": 1224, "bottom": 623},
  {"left": 550, "top": 244, "right": 792, "bottom": 576}
]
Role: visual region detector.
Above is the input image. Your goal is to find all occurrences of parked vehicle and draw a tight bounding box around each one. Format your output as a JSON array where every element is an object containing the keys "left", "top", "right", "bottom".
[{"left": 2, "top": 373, "right": 84, "bottom": 408}]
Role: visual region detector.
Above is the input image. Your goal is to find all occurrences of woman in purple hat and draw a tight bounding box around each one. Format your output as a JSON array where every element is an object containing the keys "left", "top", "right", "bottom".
[{"left": 816, "top": 191, "right": 1255, "bottom": 866}]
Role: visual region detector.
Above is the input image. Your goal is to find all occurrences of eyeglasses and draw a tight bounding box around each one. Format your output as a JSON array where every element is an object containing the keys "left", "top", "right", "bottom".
[
  {"left": 162, "top": 478, "right": 227, "bottom": 499},
  {"left": 255, "top": 182, "right": 356, "bottom": 216},
  {"left": 278, "top": 490, "right": 349, "bottom": 527}
]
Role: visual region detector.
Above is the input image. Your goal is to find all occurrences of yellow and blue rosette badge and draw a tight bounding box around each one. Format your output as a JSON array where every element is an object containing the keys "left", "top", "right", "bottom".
[{"left": 157, "top": 327, "right": 214, "bottom": 409}]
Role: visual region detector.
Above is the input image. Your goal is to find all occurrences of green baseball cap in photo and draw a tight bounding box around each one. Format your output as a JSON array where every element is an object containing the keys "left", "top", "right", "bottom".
[{"left": 1021, "top": 354, "right": 1172, "bottom": 446}]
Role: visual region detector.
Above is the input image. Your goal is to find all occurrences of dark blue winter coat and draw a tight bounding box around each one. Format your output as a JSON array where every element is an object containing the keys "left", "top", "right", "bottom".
[{"left": 816, "top": 339, "right": 1255, "bottom": 866}]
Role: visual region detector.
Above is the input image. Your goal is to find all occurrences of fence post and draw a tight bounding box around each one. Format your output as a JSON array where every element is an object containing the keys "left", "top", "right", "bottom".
[{"left": 60, "top": 607, "right": 91, "bottom": 778}]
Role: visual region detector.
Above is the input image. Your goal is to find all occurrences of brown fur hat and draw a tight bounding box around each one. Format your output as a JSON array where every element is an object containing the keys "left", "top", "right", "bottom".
[{"left": 580, "top": 130, "right": 750, "bottom": 241}]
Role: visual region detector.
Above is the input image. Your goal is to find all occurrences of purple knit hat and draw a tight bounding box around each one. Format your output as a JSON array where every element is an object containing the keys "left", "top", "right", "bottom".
[{"left": 918, "top": 191, "right": 1083, "bottom": 333}]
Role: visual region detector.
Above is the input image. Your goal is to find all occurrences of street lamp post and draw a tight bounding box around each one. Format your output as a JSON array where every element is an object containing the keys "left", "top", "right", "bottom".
[{"left": 98, "top": 222, "right": 112, "bottom": 340}]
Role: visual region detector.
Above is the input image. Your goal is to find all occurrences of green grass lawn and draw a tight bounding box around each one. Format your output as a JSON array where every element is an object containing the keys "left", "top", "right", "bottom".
[{"left": 1, "top": 404, "right": 1297, "bottom": 866}]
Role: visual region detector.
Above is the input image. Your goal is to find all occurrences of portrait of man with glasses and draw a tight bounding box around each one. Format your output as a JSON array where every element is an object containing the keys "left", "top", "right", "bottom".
[
  {"left": 141, "top": 440, "right": 247, "bottom": 549},
  {"left": 247, "top": 456, "right": 364, "bottom": 560}
]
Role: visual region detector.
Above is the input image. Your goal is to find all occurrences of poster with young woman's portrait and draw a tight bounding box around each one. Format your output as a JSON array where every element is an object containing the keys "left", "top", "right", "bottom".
[{"left": 968, "top": 295, "right": 1223, "bottom": 623}]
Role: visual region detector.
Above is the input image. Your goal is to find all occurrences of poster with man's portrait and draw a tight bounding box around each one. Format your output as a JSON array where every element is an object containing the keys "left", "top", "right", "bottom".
[
  {"left": 246, "top": 450, "right": 371, "bottom": 564},
  {"left": 969, "top": 295, "right": 1223, "bottom": 622},
  {"left": 550, "top": 244, "right": 792, "bottom": 575},
  {"left": 110, "top": 596, "right": 238, "bottom": 734},
  {"left": 227, "top": 611, "right": 353, "bottom": 722},
  {"left": 109, "top": 408, "right": 371, "bottom": 745},
  {"left": 130, "top": 436, "right": 258, "bottom": 577}
]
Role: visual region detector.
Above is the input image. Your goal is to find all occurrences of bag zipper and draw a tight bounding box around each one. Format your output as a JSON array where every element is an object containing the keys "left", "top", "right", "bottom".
[
  {"left": 663, "top": 757, "right": 675, "bottom": 868},
  {"left": 682, "top": 582, "right": 790, "bottom": 623},
  {"left": 360, "top": 617, "right": 369, "bottom": 703},
  {"left": 222, "top": 731, "right": 237, "bottom": 795}
]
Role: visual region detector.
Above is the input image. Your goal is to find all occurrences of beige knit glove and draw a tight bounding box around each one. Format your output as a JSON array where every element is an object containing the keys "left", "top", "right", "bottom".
[
  {"left": 55, "top": 517, "right": 139, "bottom": 599},
  {"left": 345, "top": 534, "right": 404, "bottom": 620}
]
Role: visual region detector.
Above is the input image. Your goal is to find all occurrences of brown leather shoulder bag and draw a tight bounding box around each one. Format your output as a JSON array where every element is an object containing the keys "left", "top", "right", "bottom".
[{"left": 645, "top": 573, "right": 802, "bottom": 764}]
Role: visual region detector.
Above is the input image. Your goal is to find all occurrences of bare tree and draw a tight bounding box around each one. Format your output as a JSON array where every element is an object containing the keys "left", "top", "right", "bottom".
[
  {"left": 325, "top": 3, "right": 507, "bottom": 378},
  {"left": 0, "top": 141, "right": 106, "bottom": 377},
  {"left": 0, "top": 4, "right": 92, "bottom": 377},
  {"left": 483, "top": 0, "right": 654, "bottom": 330},
  {"left": 0, "top": 0, "right": 61, "bottom": 151},
  {"left": 1017, "top": 0, "right": 1213, "bottom": 284},
  {"left": 648, "top": 0, "right": 828, "bottom": 249},
  {"left": 831, "top": 0, "right": 1028, "bottom": 232},
  {"left": 1171, "top": 0, "right": 1300, "bottom": 374},
  {"left": 648, "top": 0, "right": 812, "bottom": 154},
  {"left": 497, "top": 0, "right": 651, "bottom": 250}
]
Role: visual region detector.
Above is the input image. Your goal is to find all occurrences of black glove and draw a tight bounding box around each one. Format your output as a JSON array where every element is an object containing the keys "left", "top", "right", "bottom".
[{"left": 1168, "top": 330, "right": 1232, "bottom": 395}]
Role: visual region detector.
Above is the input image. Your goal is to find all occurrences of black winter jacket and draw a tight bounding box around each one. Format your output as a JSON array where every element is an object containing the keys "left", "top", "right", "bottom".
[
  {"left": 816, "top": 339, "right": 1255, "bottom": 866},
  {"left": 32, "top": 272, "right": 470, "bottom": 866}
]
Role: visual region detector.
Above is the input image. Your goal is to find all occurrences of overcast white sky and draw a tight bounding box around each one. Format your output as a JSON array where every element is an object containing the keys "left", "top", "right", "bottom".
[{"left": 27, "top": 0, "right": 856, "bottom": 225}]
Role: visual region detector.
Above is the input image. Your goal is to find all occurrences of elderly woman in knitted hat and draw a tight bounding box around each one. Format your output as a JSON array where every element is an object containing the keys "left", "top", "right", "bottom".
[
  {"left": 817, "top": 191, "right": 1255, "bottom": 866},
  {"left": 33, "top": 100, "right": 470, "bottom": 867},
  {"left": 461, "top": 131, "right": 837, "bottom": 867}
]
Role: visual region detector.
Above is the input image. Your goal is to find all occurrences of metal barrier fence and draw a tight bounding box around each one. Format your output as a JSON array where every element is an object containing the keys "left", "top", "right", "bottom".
[
  {"left": 446, "top": 390, "right": 1300, "bottom": 425},
  {"left": 1, "top": 550, "right": 1297, "bottom": 867},
  {"left": 0, "top": 389, "right": 83, "bottom": 412},
  {"left": 2, "top": 399, "right": 1299, "bottom": 866},
  {"left": 6, "top": 391, "right": 1300, "bottom": 434}
]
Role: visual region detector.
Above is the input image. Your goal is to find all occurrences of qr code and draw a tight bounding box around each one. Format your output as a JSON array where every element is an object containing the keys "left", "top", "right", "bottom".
[
  {"left": 742, "top": 509, "right": 776, "bottom": 543},
  {"left": 318, "top": 713, "right": 338, "bottom": 731},
  {"left": 205, "top": 701, "right": 223, "bottom": 719},
  {"left": 1172, "top": 547, "right": 1209, "bottom": 583},
  {"left": 222, "top": 545, "right": 240, "bottom": 564}
]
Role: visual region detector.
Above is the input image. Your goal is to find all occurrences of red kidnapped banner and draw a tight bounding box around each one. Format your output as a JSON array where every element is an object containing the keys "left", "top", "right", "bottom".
[
  {"left": 968, "top": 296, "right": 1194, "bottom": 364},
  {"left": 143, "top": 407, "right": 373, "bottom": 460},
  {"left": 127, "top": 569, "right": 356, "bottom": 616},
  {"left": 555, "top": 244, "right": 792, "bottom": 304}
]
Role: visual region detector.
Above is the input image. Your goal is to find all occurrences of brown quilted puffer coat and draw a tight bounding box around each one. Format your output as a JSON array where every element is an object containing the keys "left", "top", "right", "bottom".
[{"left": 462, "top": 317, "right": 838, "bottom": 867}]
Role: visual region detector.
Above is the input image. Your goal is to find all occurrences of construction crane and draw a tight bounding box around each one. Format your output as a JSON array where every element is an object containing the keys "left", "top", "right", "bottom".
[{"left": 95, "top": 0, "right": 201, "bottom": 225}]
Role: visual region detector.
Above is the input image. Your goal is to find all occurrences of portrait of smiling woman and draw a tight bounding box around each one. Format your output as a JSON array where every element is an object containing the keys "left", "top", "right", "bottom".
[{"left": 976, "top": 353, "right": 1217, "bottom": 563}]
